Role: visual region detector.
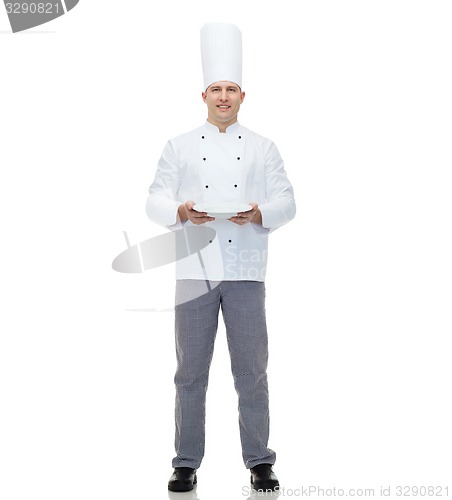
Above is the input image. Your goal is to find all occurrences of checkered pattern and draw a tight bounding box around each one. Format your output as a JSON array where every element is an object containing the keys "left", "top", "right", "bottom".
[{"left": 172, "top": 280, "right": 276, "bottom": 469}]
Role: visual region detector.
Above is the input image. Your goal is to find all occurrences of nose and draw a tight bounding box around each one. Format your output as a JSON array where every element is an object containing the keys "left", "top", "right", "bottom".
[{"left": 220, "top": 89, "right": 228, "bottom": 101}]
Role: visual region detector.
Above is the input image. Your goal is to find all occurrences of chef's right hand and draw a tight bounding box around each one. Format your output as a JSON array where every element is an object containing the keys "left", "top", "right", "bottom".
[{"left": 179, "top": 201, "right": 215, "bottom": 225}]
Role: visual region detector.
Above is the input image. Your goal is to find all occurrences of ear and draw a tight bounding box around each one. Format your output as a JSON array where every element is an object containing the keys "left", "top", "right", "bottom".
[
  {"left": 202, "top": 92, "right": 207, "bottom": 103},
  {"left": 240, "top": 91, "right": 246, "bottom": 103}
]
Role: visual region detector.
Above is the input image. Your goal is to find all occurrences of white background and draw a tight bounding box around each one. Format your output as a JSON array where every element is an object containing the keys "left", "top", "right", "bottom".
[{"left": 1, "top": 1, "right": 451, "bottom": 498}]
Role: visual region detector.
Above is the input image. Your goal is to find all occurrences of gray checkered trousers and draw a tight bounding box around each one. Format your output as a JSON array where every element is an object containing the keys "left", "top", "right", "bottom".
[{"left": 172, "top": 279, "right": 276, "bottom": 469}]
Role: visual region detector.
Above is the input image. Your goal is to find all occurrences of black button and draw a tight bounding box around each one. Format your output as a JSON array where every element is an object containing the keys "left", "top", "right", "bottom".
[
  {"left": 202, "top": 136, "right": 205, "bottom": 139},
  {"left": 238, "top": 136, "right": 242, "bottom": 139},
  {"left": 228, "top": 239, "right": 232, "bottom": 243},
  {"left": 234, "top": 184, "right": 238, "bottom": 187},
  {"left": 203, "top": 157, "right": 206, "bottom": 161},
  {"left": 209, "top": 240, "right": 212, "bottom": 243},
  {"left": 205, "top": 185, "right": 209, "bottom": 188},
  {"left": 237, "top": 157, "right": 240, "bottom": 160}
]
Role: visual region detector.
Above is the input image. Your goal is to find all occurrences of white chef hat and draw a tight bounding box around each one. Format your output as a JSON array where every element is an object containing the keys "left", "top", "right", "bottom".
[{"left": 200, "top": 22, "right": 242, "bottom": 90}]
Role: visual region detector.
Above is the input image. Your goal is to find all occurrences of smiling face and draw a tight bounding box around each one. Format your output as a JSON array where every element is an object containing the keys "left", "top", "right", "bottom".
[{"left": 202, "top": 81, "right": 245, "bottom": 132}]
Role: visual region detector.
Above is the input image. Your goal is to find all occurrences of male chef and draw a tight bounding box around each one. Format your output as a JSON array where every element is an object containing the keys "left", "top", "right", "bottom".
[{"left": 146, "top": 23, "right": 296, "bottom": 492}]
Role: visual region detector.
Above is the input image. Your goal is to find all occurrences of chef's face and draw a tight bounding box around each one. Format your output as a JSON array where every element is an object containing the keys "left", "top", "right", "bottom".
[{"left": 202, "top": 81, "right": 245, "bottom": 131}]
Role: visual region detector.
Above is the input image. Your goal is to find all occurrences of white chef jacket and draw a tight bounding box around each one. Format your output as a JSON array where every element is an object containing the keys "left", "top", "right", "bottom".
[{"left": 146, "top": 121, "right": 296, "bottom": 281}]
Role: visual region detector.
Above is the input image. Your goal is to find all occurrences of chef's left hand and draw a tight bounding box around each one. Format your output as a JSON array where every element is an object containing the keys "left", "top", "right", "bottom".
[{"left": 229, "top": 202, "right": 262, "bottom": 225}]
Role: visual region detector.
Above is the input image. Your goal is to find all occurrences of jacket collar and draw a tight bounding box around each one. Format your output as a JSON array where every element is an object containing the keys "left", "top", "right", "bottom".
[{"left": 204, "top": 120, "right": 241, "bottom": 134}]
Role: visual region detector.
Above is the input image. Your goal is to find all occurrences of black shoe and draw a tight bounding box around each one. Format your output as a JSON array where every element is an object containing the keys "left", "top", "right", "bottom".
[
  {"left": 168, "top": 467, "right": 197, "bottom": 492},
  {"left": 250, "top": 463, "right": 279, "bottom": 491}
]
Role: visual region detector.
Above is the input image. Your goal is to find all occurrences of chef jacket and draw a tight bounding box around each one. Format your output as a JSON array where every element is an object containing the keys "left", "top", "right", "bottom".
[{"left": 146, "top": 121, "right": 296, "bottom": 281}]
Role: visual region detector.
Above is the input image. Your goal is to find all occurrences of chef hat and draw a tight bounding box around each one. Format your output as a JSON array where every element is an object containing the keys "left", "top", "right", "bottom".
[{"left": 200, "top": 22, "right": 242, "bottom": 90}]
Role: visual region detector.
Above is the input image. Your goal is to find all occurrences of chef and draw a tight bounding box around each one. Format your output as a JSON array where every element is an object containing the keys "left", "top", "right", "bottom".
[{"left": 146, "top": 22, "right": 296, "bottom": 493}]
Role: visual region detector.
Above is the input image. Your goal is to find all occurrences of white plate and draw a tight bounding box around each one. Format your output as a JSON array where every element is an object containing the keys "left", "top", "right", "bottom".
[{"left": 193, "top": 203, "right": 253, "bottom": 219}]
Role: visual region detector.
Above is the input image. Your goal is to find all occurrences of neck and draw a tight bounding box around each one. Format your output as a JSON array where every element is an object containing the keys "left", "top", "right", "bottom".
[{"left": 207, "top": 116, "right": 238, "bottom": 133}]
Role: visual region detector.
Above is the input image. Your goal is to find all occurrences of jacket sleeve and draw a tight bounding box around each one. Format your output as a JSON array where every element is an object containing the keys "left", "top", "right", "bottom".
[
  {"left": 258, "top": 141, "right": 296, "bottom": 231},
  {"left": 145, "top": 140, "right": 182, "bottom": 228}
]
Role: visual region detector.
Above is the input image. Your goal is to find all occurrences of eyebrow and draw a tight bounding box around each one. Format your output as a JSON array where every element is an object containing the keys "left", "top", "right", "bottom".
[{"left": 210, "top": 85, "right": 239, "bottom": 91}]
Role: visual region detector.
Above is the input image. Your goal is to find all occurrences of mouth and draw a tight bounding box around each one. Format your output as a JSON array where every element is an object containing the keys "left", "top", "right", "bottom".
[{"left": 217, "top": 105, "right": 230, "bottom": 110}]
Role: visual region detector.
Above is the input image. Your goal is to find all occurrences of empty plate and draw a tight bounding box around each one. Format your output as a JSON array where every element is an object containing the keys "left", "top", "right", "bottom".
[{"left": 193, "top": 203, "right": 253, "bottom": 219}]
